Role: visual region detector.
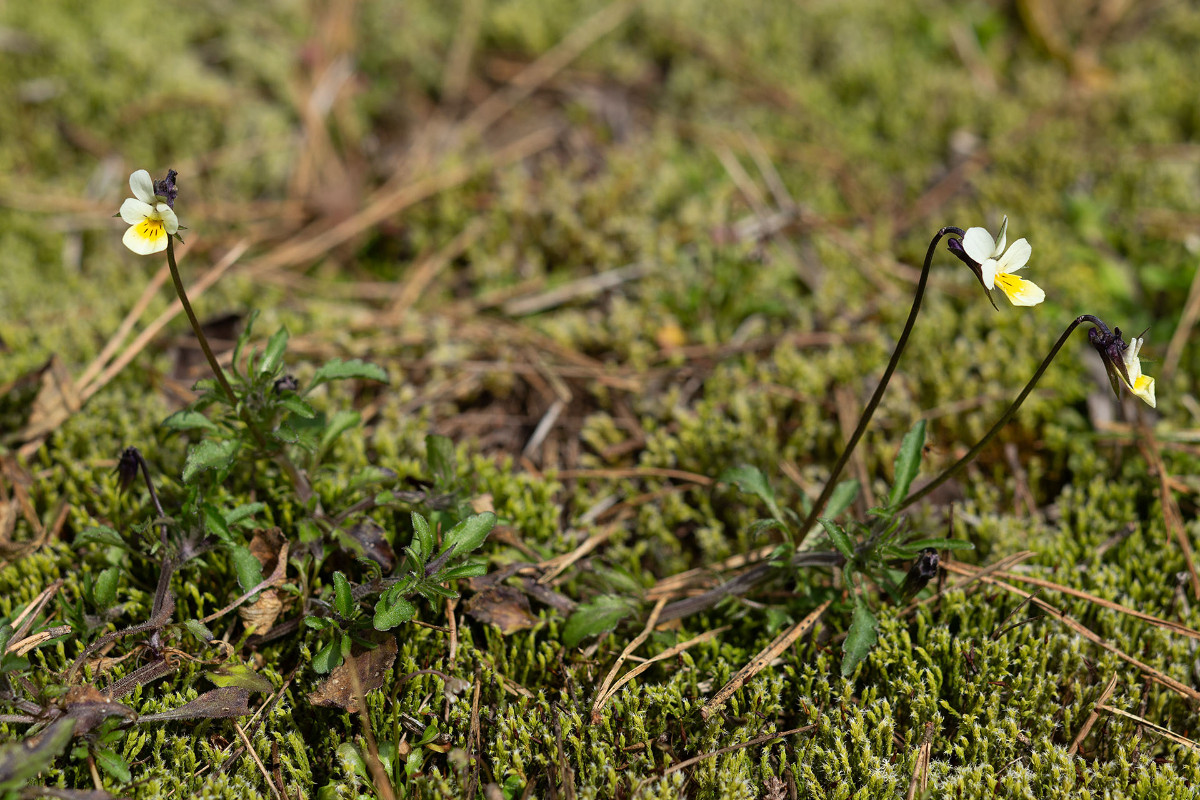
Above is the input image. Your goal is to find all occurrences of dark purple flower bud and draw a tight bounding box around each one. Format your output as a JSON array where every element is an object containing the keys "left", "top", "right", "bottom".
[
  {"left": 899, "top": 547, "right": 940, "bottom": 600},
  {"left": 1087, "top": 324, "right": 1132, "bottom": 400},
  {"left": 947, "top": 237, "right": 998, "bottom": 310},
  {"left": 273, "top": 374, "right": 299, "bottom": 394},
  {"left": 116, "top": 446, "right": 142, "bottom": 492},
  {"left": 154, "top": 169, "right": 178, "bottom": 209}
]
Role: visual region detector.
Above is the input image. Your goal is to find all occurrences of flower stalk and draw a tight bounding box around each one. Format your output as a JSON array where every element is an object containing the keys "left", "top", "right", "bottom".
[{"left": 795, "top": 226, "right": 963, "bottom": 537}]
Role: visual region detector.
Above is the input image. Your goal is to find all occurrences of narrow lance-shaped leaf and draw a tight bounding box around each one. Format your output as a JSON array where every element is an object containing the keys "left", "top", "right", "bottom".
[
  {"left": 719, "top": 465, "right": 786, "bottom": 523},
  {"left": 259, "top": 327, "right": 289, "bottom": 375},
  {"left": 888, "top": 419, "right": 926, "bottom": 509},
  {"left": 440, "top": 512, "right": 496, "bottom": 558},
  {"left": 333, "top": 572, "right": 354, "bottom": 619},
  {"left": 841, "top": 593, "right": 878, "bottom": 678},
  {"left": 306, "top": 358, "right": 388, "bottom": 394},
  {"left": 819, "top": 519, "right": 856, "bottom": 562}
]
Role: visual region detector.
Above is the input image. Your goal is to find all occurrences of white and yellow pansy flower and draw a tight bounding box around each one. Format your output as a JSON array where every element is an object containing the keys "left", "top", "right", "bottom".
[
  {"left": 119, "top": 169, "right": 179, "bottom": 255},
  {"left": 961, "top": 216, "right": 1044, "bottom": 307}
]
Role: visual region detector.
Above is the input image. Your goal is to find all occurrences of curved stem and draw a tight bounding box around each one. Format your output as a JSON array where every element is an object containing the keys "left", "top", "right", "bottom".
[
  {"left": 795, "top": 226, "right": 963, "bottom": 536},
  {"left": 899, "top": 314, "right": 1100, "bottom": 511},
  {"left": 166, "top": 239, "right": 240, "bottom": 408},
  {"left": 165, "top": 240, "right": 314, "bottom": 503}
]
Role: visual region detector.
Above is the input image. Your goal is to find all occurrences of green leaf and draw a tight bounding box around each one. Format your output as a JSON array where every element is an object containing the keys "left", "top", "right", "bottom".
[
  {"left": 94, "top": 747, "right": 132, "bottom": 784},
  {"left": 183, "top": 619, "right": 214, "bottom": 642},
  {"left": 887, "top": 538, "right": 974, "bottom": 557},
  {"left": 719, "top": 465, "right": 785, "bottom": 523},
  {"left": 183, "top": 439, "right": 240, "bottom": 484},
  {"left": 161, "top": 409, "right": 219, "bottom": 433},
  {"left": 223, "top": 502, "right": 266, "bottom": 528},
  {"left": 278, "top": 394, "right": 316, "bottom": 419},
  {"left": 748, "top": 518, "right": 789, "bottom": 538},
  {"left": 373, "top": 592, "right": 416, "bottom": 631},
  {"left": 204, "top": 503, "right": 234, "bottom": 543},
  {"left": 94, "top": 567, "right": 119, "bottom": 608},
  {"left": 259, "top": 327, "right": 289, "bottom": 375},
  {"left": 562, "top": 595, "right": 633, "bottom": 649},
  {"left": 232, "top": 310, "right": 259, "bottom": 378},
  {"left": 412, "top": 513, "right": 434, "bottom": 560},
  {"left": 841, "top": 595, "right": 878, "bottom": 678},
  {"left": 888, "top": 419, "right": 926, "bottom": 509},
  {"left": 206, "top": 664, "right": 274, "bottom": 694},
  {"left": 333, "top": 572, "right": 354, "bottom": 619},
  {"left": 307, "top": 358, "right": 388, "bottom": 393},
  {"left": 440, "top": 512, "right": 496, "bottom": 558},
  {"left": 312, "top": 639, "right": 344, "bottom": 673},
  {"left": 318, "top": 410, "right": 361, "bottom": 456},
  {"left": 819, "top": 519, "right": 856, "bottom": 562},
  {"left": 304, "top": 616, "right": 333, "bottom": 631},
  {"left": 228, "top": 544, "right": 265, "bottom": 594},
  {"left": 825, "top": 480, "right": 861, "bottom": 520},
  {"left": 436, "top": 562, "right": 488, "bottom": 581},
  {"left": 426, "top": 434, "right": 456, "bottom": 489},
  {"left": 74, "top": 525, "right": 124, "bottom": 548}
]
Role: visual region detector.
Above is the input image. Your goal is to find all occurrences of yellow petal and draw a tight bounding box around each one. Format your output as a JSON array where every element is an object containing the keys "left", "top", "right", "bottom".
[
  {"left": 1131, "top": 374, "right": 1156, "bottom": 408},
  {"left": 993, "top": 273, "right": 1045, "bottom": 307},
  {"left": 122, "top": 218, "right": 168, "bottom": 255}
]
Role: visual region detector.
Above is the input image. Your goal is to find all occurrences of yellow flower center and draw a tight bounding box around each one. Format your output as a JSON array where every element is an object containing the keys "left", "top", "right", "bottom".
[
  {"left": 993, "top": 271, "right": 1020, "bottom": 294},
  {"left": 136, "top": 217, "right": 165, "bottom": 243}
]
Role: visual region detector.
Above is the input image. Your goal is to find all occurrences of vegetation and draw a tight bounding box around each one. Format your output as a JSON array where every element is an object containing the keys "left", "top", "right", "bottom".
[{"left": 3, "top": 1, "right": 1200, "bottom": 797}]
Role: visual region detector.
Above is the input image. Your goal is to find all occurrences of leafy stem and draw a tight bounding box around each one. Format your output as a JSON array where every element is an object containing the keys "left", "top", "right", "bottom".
[{"left": 165, "top": 239, "right": 314, "bottom": 503}]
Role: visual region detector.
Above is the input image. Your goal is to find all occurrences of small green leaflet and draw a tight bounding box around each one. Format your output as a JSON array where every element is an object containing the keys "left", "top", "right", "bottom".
[
  {"left": 888, "top": 419, "right": 926, "bottom": 509},
  {"left": 841, "top": 594, "right": 878, "bottom": 678}
]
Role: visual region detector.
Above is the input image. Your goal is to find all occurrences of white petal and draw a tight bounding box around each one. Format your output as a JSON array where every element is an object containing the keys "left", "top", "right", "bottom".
[
  {"left": 156, "top": 204, "right": 179, "bottom": 234},
  {"left": 980, "top": 259, "right": 998, "bottom": 289},
  {"left": 995, "top": 216, "right": 1008, "bottom": 254},
  {"left": 962, "top": 227, "right": 997, "bottom": 263},
  {"left": 129, "top": 170, "right": 156, "bottom": 204},
  {"left": 123, "top": 222, "right": 168, "bottom": 255},
  {"left": 997, "top": 238, "right": 1032, "bottom": 273},
  {"left": 119, "top": 198, "right": 153, "bottom": 225}
]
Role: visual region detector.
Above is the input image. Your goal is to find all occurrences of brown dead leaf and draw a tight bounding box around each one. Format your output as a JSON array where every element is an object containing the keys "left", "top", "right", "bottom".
[
  {"left": 59, "top": 685, "right": 135, "bottom": 734},
  {"left": 238, "top": 528, "right": 289, "bottom": 635},
  {"left": 465, "top": 585, "right": 539, "bottom": 635},
  {"left": 309, "top": 634, "right": 399, "bottom": 712},
  {"left": 346, "top": 518, "right": 396, "bottom": 571}
]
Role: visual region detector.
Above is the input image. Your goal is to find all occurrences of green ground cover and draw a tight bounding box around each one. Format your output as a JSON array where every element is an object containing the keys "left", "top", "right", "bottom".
[{"left": 3, "top": 1, "right": 1200, "bottom": 797}]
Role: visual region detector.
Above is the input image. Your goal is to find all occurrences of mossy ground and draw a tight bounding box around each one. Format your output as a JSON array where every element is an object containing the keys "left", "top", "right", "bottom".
[{"left": 3, "top": 1, "right": 1200, "bottom": 797}]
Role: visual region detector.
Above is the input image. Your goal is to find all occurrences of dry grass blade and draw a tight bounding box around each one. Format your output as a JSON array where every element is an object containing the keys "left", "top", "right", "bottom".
[
  {"left": 1069, "top": 673, "right": 1119, "bottom": 755},
  {"left": 538, "top": 522, "right": 624, "bottom": 584},
  {"left": 647, "top": 545, "right": 776, "bottom": 602},
  {"left": 591, "top": 626, "right": 730, "bottom": 726},
  {"left": 76, "top": 263, "right": 170, "bottom": 390},
  {"left": 1138, "top": 435, "right": 1200, "bottom": 598},
  {"left": 234, "top": 721, "right": 283, "bottom": 800},
  {"left": 248, "top": 127, "right": 558, "bottom": 275},
  {"left": 974, "top": 568, "right": 1200, "bottom": 642},
  {"left": 1096, "top": 703, "right": 1200, "bottom": 753},
  {"left": 660, "top": 725, "right": 813, "bottom": 778},
  {"left": 940, "top": 562, "right": 1200, "bottom": 702},
  {"left": 700, "top": 600, "right": 832, "bottom": 720},
  {"left": 590, "top": 598, "right": 667, "bottom": 724},
  {"left": 78, "top": 240, "right": 251, "bottom": 403},
  {"left": 457, "top": 0, "right": 643, "bottom": 141},
  {"left": 906, "top": 721, "right": 935, "bottom": 800}
]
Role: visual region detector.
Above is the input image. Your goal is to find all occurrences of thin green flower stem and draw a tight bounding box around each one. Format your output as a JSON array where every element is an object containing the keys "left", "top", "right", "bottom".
[
  {"left": 165, "top": 239, "right": 314, "bottom": 503},
  {"left": 795, "top": 226, "right": 962, "bottom": 537},
  {"left": 898, "top": 314, "right": 1097, "bottom": 511}
]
